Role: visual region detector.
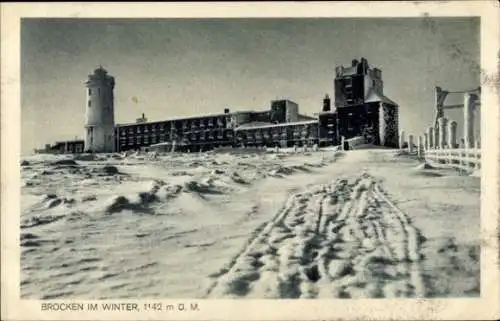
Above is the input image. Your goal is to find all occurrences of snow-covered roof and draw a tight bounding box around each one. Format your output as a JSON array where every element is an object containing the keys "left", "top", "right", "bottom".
[
  {"left": 54, "top": 139, "right": 84, "bottom": 144},
  {"left": 234, "top": 119, "right": 318, "bottom": 131},
  {"left": 237, "top": 121, "right": 275, "bottom": 129},
  {"left": 298, "top": 114, "right": 316, "bottom": 121},
  {"left": 150, "top": 141, "right": 188, "bottom": 147},
  {"left": 365, "top": 89, "right": 399, "bottom": 106},
  {"left": 116, "top": 110, "right": 259, "bottom": 127}
]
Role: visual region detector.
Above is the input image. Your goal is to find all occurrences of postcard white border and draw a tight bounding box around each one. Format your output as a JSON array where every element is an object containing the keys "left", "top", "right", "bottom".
[{"left": 2, "top": 1, "right": 499, "bottom": 320}]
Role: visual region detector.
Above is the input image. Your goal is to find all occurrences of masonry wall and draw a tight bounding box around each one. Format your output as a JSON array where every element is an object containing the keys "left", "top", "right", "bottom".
[{"left": 379, "top": 104, "right": 399, "bottom": 147}]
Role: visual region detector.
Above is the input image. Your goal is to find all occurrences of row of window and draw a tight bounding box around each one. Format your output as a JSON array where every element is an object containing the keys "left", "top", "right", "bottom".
[
  {"left": 240, "top": 127, "right": 319, "bottom": 135},
  {"left": 63, "top": 144, "right": 84, "bottom": 153},
  {"left": 117, "top": 120, "right": 320, "bottom": 136},
  {"left": 236, "top": 131, "right": 318, "bottom": 138},
  {"left": 236, "top": 136, "right": 317, "bottom": 142},
  {"left": 119, "top": 131, "right": 232, "bottom": 139},
  {"left": 122, "top": 133, "right": 234, "bottom": 143},
  {"left": 118, "top": 133, "right": 323, "bottom": 148},
  {"left": 116, "top": 126, "right": 320, "bottom": 140},
  {"left": 118, "top": 123, "right": 229, "bottom": 135}
]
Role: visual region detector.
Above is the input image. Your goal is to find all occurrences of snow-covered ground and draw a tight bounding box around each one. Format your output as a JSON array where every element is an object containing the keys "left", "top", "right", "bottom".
[{"left": 20, "top": 147, "right": 480, "bottom": 299}]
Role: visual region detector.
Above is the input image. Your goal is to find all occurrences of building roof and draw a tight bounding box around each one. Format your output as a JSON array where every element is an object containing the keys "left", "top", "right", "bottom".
[
  {"left": 115, "top": 109, "right": 259, "bottom": 127},
  {"left": 297, "top": 114, "right": 316, "bottom": 121},
  {"left": 150, "top": 141, "right": 188, "bottom": 147},
  {"left": 237, "top": 121, "right": 276, "bottom": 129},
  {"left": 234, "top": 119, "right": 318, "bottom": 131},
  {"left": 54, "top": 139, "right": 84, "bottom": 144},
  {"left": 365, "top": 89, "right": 399, "bottom": 106},
  {"left": 271, "top": 99, "right": 298, "bottom": 104},
  {"left": 316, "top": 110, "right": 336, "bottom": 114}
]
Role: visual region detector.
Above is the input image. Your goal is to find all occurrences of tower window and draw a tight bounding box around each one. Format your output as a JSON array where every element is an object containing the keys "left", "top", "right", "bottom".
[
  {"left": 88, "top": 100, "right": 91, "bottom": 107},
  {"left": 88, "top": 88, "right": 91, "bottom": 96},
  {"left": 98, "top": 88, "right": 101, "bottom": 95}
]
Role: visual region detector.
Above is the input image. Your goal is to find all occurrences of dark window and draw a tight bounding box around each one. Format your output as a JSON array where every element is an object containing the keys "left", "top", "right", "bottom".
[
  {"left": 88, "top": 88, "right": 91, "bottom": 96},
  {"left": 88, "top": 100, "right": 91, "bottom": 107}
]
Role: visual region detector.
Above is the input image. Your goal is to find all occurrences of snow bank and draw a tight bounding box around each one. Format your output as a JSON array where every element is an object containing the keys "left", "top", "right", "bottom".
[{"left": 414, "top": 162, "right": 436, "bottom": 170}]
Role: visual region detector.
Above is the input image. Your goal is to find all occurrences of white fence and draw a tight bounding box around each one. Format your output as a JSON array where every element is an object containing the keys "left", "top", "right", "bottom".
[
  {"left": 423, "top": 147, "right": 481, "bottom": 171},
  {"left": 401, "top": 126, "right": 481, "bottom": 172},
  {"left": 400, "top": 89, "right": 481, "bottom": 173}
]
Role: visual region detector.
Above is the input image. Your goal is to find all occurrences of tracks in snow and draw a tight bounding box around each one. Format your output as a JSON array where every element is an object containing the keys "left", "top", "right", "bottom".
[{"left": 205, "top": 172, "right": 427, "bottom": 298}]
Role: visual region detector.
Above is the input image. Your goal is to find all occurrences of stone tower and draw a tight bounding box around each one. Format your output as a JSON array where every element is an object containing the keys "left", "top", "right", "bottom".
[{"left": 84, "top": 66, "right": 115, "bottom": 153}]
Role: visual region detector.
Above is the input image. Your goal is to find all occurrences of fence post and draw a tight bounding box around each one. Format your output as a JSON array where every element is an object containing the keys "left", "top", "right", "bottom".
[
  {"left": 341, "top": 136, "right": 345, "bottom": 151},
  {"left": 475, "top": 139, "right": 481, "bottom": 171},
  {"left": 423, "top": 133, "right": 429, "bottom": 151},
  {"left": 448, "top": 120, "right": 458, "bottom": 149},
  {"left": 417, "top": 136, "right": 423, "bottom": 158},
  {"left": 399, "top": 130, "right": 406, "bottom": 149},
  {"left": 428, "top": 127, "right": 434, "bottom": 149},
  {"left": 464, "top": 93, "right": 477, "bottom": 149},
  {"left": 408, "top": 135, "right": 414, "bottom": 154},
  {"left": 434, "top": 125, "right": 440, "bottom": 149},
  {"left": 458, "top": 146, "right": 463, "bottom": 167},
  {"left": 438, "top": 117, "right": 448, "bottom": 149}
]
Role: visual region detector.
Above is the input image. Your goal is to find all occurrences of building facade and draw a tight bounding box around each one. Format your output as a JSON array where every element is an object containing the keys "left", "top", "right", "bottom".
[
  {"left": 34, "top": 140, "right": 85, "bottom": 154},
  {"left": 115, "top": 111, "right": 235, "bottom": 153},
  {"left": 334, "top": 57, "right": 399, "bottom": 147},
  {"left": 36, "top": 58, "right": 400, "bottom": 154}
]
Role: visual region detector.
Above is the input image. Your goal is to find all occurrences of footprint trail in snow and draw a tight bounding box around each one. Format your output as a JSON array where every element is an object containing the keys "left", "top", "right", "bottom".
[{"left": 205, "top": 172, "right": 426, "bottom": 298}]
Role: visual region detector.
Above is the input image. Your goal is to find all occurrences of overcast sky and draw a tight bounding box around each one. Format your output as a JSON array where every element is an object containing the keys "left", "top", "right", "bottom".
[{"left": 21, "top": 18, "right": 479, "bottom": 154}]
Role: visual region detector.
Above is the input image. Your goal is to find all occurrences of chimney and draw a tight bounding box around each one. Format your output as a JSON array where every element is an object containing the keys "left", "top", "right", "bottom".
[
  {"left": 136, "top": 113, "right": 147, "bottom": 123},
  {"left": 322, "top": 94, "right": 331, "bottom": 112}
]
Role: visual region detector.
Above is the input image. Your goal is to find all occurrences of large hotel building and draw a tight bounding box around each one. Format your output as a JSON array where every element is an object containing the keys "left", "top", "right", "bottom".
[{"left": 36, "top": 58, "right": 399, "bottom": 154}]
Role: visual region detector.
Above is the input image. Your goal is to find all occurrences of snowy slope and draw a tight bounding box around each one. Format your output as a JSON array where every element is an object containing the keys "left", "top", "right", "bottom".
[{"left": 20, "top": 148, "right": 479, "bottom": 299}]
